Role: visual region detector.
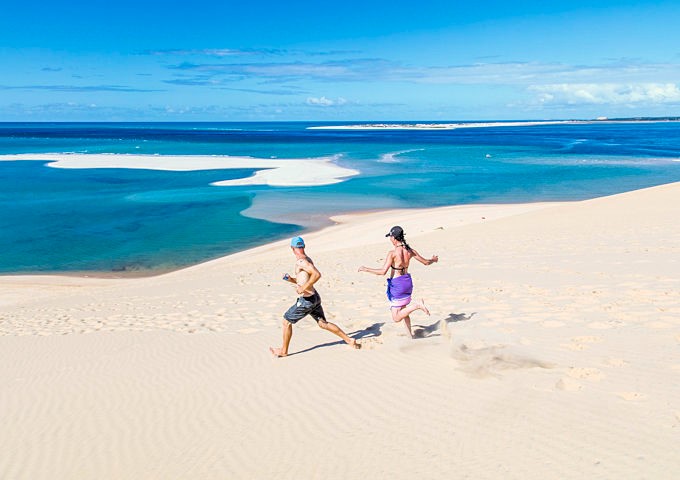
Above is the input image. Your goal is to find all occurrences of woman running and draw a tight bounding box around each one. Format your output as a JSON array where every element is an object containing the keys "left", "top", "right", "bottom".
[{"left": 358, "top": 226, "right": 438, "bottom": 338}]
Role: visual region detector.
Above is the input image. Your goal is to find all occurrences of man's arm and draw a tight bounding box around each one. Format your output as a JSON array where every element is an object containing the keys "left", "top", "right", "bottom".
[{"left": 297, "top": 258, "right": 321, "bottom": 294}]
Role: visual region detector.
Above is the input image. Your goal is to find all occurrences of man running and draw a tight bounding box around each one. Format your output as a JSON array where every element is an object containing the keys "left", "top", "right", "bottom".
[{"left": 270, "top": 236, "right": 361, "bottom": 357}]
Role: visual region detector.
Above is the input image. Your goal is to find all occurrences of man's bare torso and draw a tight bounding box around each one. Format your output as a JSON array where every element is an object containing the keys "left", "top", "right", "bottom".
[{"left": 295, "top": 257, "right": 316, "bottom": 296}]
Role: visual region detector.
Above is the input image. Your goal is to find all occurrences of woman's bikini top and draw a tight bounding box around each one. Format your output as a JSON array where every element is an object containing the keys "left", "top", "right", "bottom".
[{"left": 390, "top": 244, "right": 408, "bottom": 273}]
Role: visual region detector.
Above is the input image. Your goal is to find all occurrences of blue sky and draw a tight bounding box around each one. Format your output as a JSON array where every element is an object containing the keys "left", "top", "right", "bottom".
[{"left": 2, "top": 0, "right": 679, "bottom": 121}]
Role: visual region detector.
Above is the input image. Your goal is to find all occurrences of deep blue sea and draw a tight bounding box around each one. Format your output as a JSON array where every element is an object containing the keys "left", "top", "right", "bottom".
[{"left": 1, "top": 121, "right": 679, "bottom": 275}]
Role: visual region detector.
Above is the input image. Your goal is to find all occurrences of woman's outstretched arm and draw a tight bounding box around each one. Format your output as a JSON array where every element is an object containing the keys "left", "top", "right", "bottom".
[
  {"left": 358, "top": 251, "right": 394, "bottom": 275},
  {"left": 411, "top": 249, "right": 439, "bottom": 266}
]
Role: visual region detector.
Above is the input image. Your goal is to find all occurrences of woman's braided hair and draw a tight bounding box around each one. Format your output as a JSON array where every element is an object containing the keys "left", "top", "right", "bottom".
[{"left": 393, "top": 230, "right": 413, "bottom": 252}]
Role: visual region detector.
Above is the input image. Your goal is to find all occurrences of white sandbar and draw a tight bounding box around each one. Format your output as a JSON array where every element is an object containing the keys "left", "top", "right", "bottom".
[
  {"left": 307, "top": 119, "right": 680, "bottom": 130},
  {"left": 0, "top": 153, "right": 359, "bottom": 187}
]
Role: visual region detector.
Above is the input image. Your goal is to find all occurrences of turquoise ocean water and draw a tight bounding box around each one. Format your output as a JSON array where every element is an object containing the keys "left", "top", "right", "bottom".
[{"left": 1, "top": 121, "right": 679, "bottom": 275}]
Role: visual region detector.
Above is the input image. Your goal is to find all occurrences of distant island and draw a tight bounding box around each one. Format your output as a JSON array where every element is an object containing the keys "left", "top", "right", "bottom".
[
  {"left": 308, "top": 117, "right": 680, "bottom": 130},
  {"left": 602, "top": 116, "right": 680, "bottom": 122}
]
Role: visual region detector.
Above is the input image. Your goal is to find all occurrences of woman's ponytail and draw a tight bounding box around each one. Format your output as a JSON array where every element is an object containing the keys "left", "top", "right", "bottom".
[{"left": 396, "top": 233, "right": 413, "bottom": 252}]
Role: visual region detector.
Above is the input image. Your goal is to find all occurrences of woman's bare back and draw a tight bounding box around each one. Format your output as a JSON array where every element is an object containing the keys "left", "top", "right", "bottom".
[{"left": 390, "top": 245, "right": 412, "bottom": 276}]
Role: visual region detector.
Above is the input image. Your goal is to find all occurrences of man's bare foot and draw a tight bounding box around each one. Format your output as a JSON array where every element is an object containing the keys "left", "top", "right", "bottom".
[
  {"left": 418, "top": 299, "right": 430, "bottom": 316},
  {"left": 350, "top": 339, "right": 362, "bottom": 350},
  {"left": 269, "top": 347, "right": 288, "bottom": 357}
]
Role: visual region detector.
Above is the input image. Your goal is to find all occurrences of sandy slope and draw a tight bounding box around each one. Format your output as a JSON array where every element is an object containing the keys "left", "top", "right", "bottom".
[{"left": 1, "top": 183, "right": 679, "bottom": 479}]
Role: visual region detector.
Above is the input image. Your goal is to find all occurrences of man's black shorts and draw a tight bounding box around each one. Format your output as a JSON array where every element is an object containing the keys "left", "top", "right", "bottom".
[{"left": 284, "top": 292, "right": 326, "bottom": 324}]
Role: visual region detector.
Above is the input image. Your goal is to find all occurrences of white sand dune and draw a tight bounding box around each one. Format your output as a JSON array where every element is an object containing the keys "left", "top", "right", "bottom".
[{"left": 1, "top": 183, "right": 679, "bottom": 479}]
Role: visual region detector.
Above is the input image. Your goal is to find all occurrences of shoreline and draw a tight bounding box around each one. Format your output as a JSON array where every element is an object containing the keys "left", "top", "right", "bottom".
[
  {"left": 0, "top": 181, "right": 677, "bottom": 279},
  {"left": 0, "top": 200, "right": 562, "bottom": 280}
]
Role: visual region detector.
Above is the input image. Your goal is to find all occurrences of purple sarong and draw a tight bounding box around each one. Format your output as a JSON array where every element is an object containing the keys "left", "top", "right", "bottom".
[{"left": 386, "top": 274, "right": 413, "bottom": 308}]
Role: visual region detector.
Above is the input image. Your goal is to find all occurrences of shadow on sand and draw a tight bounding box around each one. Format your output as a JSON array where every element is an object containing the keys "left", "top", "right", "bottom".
[
  {"left": 286, "top": 322, "right": 385, "bottom": 357},
  {"left": 412, "top": 312, "right": 476, "bottom": 339},
  {"left": 286, "top": 312, "right": 475, "bottom": 356}
]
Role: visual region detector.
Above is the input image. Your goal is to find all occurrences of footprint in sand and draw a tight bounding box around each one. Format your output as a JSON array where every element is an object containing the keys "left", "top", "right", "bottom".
[
  {"left": 541, "top": 320, "right": 565, "bottom": 328},
  {"left": 561, "top": 335, "right": 603, "bottom": 351},
  {"left": 602, "top": 357, "right": 628, "bottom": 367},
  {"left": 356, "top": 337, "right": 383, "bottom": 350},
  {"left": 567, "top": 367, "right": 605, "bottom": 382},
  {"left": 237, "top": 328, "right": 261, "bottom": 334},
  {"left": 575, "top": 335, "right": 603, "bottom": 344},
  {"left": 616, "top": 391, "right": 648, "bottom": 401},
  {"left": 588, "top": 320, "right": 624, "bottom": 330},
  {"left": 555, "top": 377, "right": 582, "bottom": 391},
  {"left": 645, "top": 321, "right": 673, "bottom": 329}
]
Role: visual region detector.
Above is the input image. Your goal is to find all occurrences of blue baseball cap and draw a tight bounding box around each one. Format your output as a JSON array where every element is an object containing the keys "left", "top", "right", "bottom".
[{"left": 290, "top": 236, "right": 305, "bottom": 248}]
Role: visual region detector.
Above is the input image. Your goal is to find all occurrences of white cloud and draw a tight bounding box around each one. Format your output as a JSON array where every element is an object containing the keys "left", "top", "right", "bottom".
[
  {"left": 147, "top": 48, "right": 280, "bottom": 57},
  {"left": 168, "top": 58, "right": 680, "bottom": 88},
  {"left": 306, "top": 96, "right": 348, "bottom": 107},
  {"left": 528, "top": 83, "right": 680, "bottom": 105}
]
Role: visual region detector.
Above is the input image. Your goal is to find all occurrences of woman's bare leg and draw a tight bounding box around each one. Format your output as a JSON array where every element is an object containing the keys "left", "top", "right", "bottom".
[
  {"left": 391, "top": 307, "right": 413, "bottom": 338},
  {"left": 393, "top": 299, "right": 429, "bottom": 321},
  {"left": 391, "top": 300, "right": 429, "bottom": 338}
]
